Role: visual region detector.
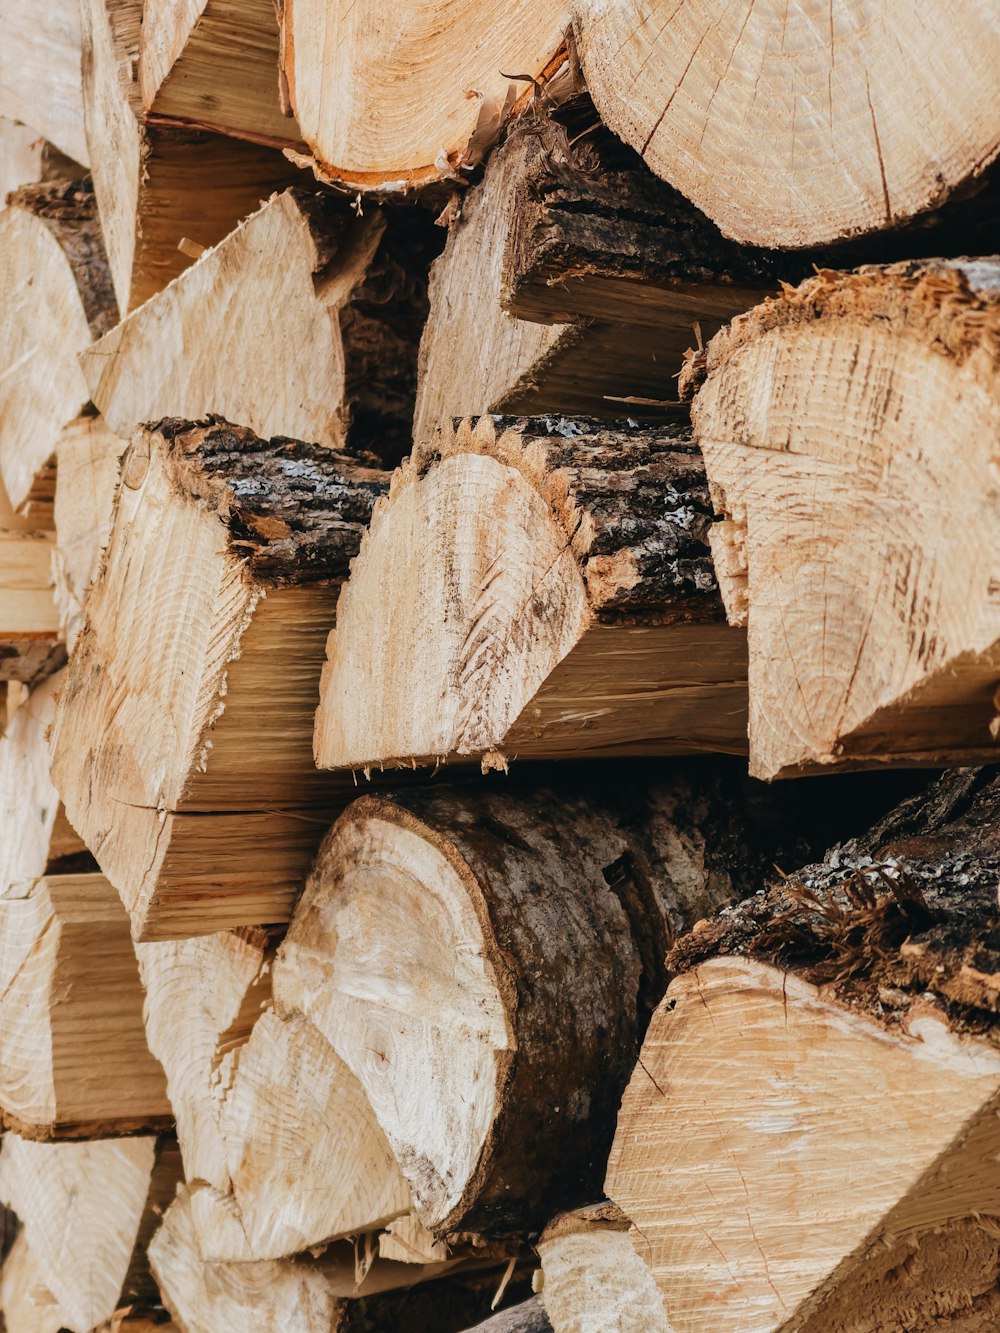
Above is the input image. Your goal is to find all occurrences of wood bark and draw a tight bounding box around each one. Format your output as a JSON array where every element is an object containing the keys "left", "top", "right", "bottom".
[
  {"left": 464, "top": 1299, "right": 553, "bottom": 1333},
  {"left": 0, "top": 871, "right": 171, "bottom": 1138},
  {"left": 0, "top": 0, "right": 89, "bottom": 167},
  {"left": 81, "top": 0, "right": 301, "bottom": 315},
  {"left": 572, "top": 0, "right": 1000, "bottom": 249},
  {"left": 279, "top": 1, "right": 566, "bottom": 190},
  {"left": 315, "top": 415, "right": 746, "bottom": 773},
  {"left": 691, "top": 258, "right": 1000, "bottom": 780},
  {"left": 137, "top": 927, "right": 412, "bottom": 1260},
  {"left": 0, "top": 1134, "right": 182, "bottom": 1333},
  {"left": 536, "top": 1202, "right": 669, "bottom": 1333},
  {"left": 51, "top": 418, "right": 389, "bottom": 939},
  {"left": 274, "top": 770, "right": 764, "bottom": 1239},
  {"left": 138, "top": 0, "right": 301, "bottom": 146},
  {"left": 0, "top": 178, "right": 116, "bottom": 511},
  {"left": 607, "top": 766, "right": 1000, "bottom": 1332},
  {"left": 81, "top": 190, "right": 434, "bottom": 466}
]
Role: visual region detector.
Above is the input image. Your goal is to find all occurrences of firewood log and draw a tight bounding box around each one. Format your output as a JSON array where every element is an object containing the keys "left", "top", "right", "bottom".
[
  {"left": 606, "top": 766, "right": 1000, "bottom": 1332},
  {"left": 0, "top": 1230, "right": 66, "bottom": 1333},
  {"left": 138, "top": 0, "right": 300, "bottom": 146},
  {"left": 0, "top": 0, "right": 89, "bottom": 167},
  {"left": 691, "top": 258, "right": 1000, "bottom": 780},
  {"left": 137, "top": 928, "right": 411, "bottom": 1260},
  {"left": 314, "top": 415, "right": 746, "bottom": 773},
  {"left": 0, "top": 532, "right": 62, "bottom": 684},
  {"left": 0, "top": 123, "right": 82, "bottom": 202},
  {"left": 81, "top": 0, "right": 301, "bottom": 315},
  {"left": 378, "top": 1215, "right": 449, "bottom": 1265},
  {"left": 0, "top": 178, "right": 116, "bottom": 510},
  {"left": 279, "top": 0, "right": 566, "bottom": 190},
  {"left": 463, "top": 1300, "right": 553, "bottom": 1333},
  {"left": 536, "top": 1203, "right": 669, "bottom": 1332},
  {"left": 0, "top": 871, "right": 170, "bottom": 1137},
  {"left": 82, "top": 190, "right": 433, "bottom": 462},
  {"left": 0, "top": 1134, "right": 182, "bottom": 1333},
  {"left": 274, "top": 771, "right": 762, "bottom": 1239},
  {"left": 51, "top": 418, "right": 388, "bottom": 939},
  {"left": 572, "top": 0, "right": 1000, "bottom": 249}
]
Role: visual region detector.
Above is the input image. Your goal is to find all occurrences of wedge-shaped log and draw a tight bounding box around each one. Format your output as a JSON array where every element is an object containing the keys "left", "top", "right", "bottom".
[
  {"left": 607, "top": 767, "right": 1000, "bottom": 1332},
  {"left": 0, "top": 1134, "right": 181, "bottom": 1333},
  {"left": 692, "top": 259, "right": 1000, "bottom": 779},
  {"left": 0, "top": 179, "right": 116, "bottom": 510},
  {"left": 82, "top": 190, "right": 430, "bottom": 460},
  {"left": 279, "top": 0, "right": 565, "bottom": 190},
  {"left": 81, "top": 0, "right": 300, "bottom": 314},
  {"left": 139, "top": 0, "right": 300, "bottom": 145},
  {"left": 137, "top": 927, "right": 411, "bottom": 1259},
  {"left": 52, "top": 419, "right": 387, "bottom": 938},
  {"left": 537, "top": 1203, "right": 669, "bottom": 1333},
  {"left": 275, "top": 773, "right": 761, "bottom": 1238},
  {"left": 0, "top": 872, "right": 170, "bottom": 1137},
  {"left": 316, "top": 416, "right": 746, "bottom": 772},
  {"left": 0, "top": 532, "right": 62, "bottom": 684},
  {"left": 0, "top": 0, "right": 89, "bottom": 166},
  {"left": 573, "top": 0, "right": 1000, "bottom": 249}
]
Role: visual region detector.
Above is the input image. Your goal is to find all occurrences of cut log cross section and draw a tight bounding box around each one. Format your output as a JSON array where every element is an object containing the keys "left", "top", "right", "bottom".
[
  {"left": 315, "top": 415, "right": 747, "bottom": 773},
  {"left": 693, "top": 258, "right": 1000, "bottom": 779}
]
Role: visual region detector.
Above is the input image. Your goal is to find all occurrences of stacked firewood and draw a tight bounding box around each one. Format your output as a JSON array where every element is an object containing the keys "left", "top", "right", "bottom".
[{"left": 1, "top": 1, "right": 999, "bottom": 1330}]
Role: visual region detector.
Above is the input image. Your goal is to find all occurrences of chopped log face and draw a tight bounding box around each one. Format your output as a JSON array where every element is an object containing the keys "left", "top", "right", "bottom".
[
  {"left": 607, "top": 766, "right": 1000, "bottom": 1332},
  {"left": 0, "top": 0, "right": 89, "bottom": 167},
  {"left": 0, "top": 121, "right": 50, "bottom": 203},
  {"left": 0, "top": 872, "right": 171, "bottom": 1138},
  {"left": 81, "top": 0, "right": 301, "bottom": 315},
  {"left": 139, "top": 0, "right": 302, "bottom": 146},
  {"left": 0, "top": 1135, "right": 182, "bottom": 1333},
  {"left": 692, "top": 258, "right": 1000, "bottom": 780},
  {"left": 274, "top": 774, "right": 761, "bottom": 1239},
  {"left": 0, "top": 178, "right": 116, "bottom": 511},
  {"left": 51, "top": 419, "right": 388, "bottom": 938},
  {"left": 280, "top": 0, "right": 565, "bottom": 190},
  {"left": 0, "top": 532, "right": 62, "bottom": 684},
  {"left": 0, "top": 1230, "right": 67, "bottom": 1333},
  {"left": 315, "top": 415, "right": 746, "bottom": 773},
  {"left": 572, "top": 0, "right": 1000, "bottom": 249},
  {"left": 536, "top": 1202, "right": 669, "bottom": 1333}
]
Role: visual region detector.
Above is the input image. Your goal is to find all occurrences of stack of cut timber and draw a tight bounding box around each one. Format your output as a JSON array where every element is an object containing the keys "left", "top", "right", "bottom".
[{"left": 3, "top": 1, "right": 1000, "bottom": 1329}]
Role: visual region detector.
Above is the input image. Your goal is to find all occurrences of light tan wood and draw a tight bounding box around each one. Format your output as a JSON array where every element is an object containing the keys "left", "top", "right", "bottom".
[
  {"left": 0, "top": 0, "right": 89, "bottom": 166},
  {"left": 0, "top": 533, "right": 62, "bottom": 683},
  {"left": 607, "top": 958, "right": 1000, "bottom": 1333},
  {"left": 315, "top": 416, "right": 746, "bottom": 774},
  {"left": 693, "top": 258, "right": 1000, "bottom": 779},
  {"left": 537, "top": 1203, "right": 669, "bottom": 1333},
  {"left": 0, "top": 121, "right": 45, "bottom": 201},
  {"left": 82, "top": 191, "right": 381, "bottom": 447},
  {"left": 0, "top": 872, "right": 170, "bottom": 1137},
  {"left": 378, "top": 1214, "right": 449, "bottom": 1265},
  {"left": 280, "top": 0, "right": 566, "bottom": 189},
  {"left": 51, "top": 420, "right": 386, "bottom": 938},
  {"left": 139, "top": 0, "right": 300, "bottom": 145},
  {"left": 0, "top": 1231, "right": 67, "bottom": 1333},
  {"left": 53, "top": 415, "right": 128, "bottom": 651},
  {"left": 275, "top": 777, "right": 755, "bottom": 1238},
  {"left": 573, "top": 0, "right": 1000, "bottom": 248},
  {"left": 0, "top": 1135, "right": 181, "bottom": 1333},
  {"left": 81, "top": 0, "right": 300, "bottom": 315},
  {"left": 138, "top": 928, "right": 411, "bottom": 1261}
]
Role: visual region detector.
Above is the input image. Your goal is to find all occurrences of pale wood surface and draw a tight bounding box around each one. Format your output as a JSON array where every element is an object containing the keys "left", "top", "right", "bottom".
[
  {"left": 573, "top": 0, "right": 1000, "bottom": 248},
  {"left": 0, "top": 0, "right": 89, "bottom": 166},
  {"left": 0, "top": 1231, "right": 68, "bottom": 1333}
]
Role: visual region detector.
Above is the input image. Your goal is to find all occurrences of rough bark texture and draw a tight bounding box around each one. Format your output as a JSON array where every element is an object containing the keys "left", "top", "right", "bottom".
[{"left": 464, "top": 1298, "right": 553, "bottom": 1333}]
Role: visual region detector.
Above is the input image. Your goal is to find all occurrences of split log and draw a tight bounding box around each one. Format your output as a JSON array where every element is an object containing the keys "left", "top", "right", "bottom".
[
  {"left": 464, "top": 1300, "right": 553, "bottom": 1333},
  {"left": 0, "top": 1230, "right": 67, "bottom": 1333},
  {"left": 0, "top": 871, "right": 170, "bottom": 1137},
  {"left": 315, "top": 416, "right": 746, "bottom": 773},
  {"left": 82, "top": 189, "right": 433, "bottom": 463},
  {"left": 0, "top": 672, "right": 87, "bottom": 895},
  {"left": 0, "top": 178, "right": 116, "bottom": 510},
  {"left": 51, "top": 419, "right": 388, "bottom": 938},
  {"left": 139, "top": 0, "right": 300, "bottom": 146},
  {"left": 606, "top": 766, "right": 1000, "bottom": 1332},
  {"left": 0, "top": 123, "right": 82, "bottom": 202},
  {"left": 0, "top": 1134, "right": 182, "bottom": 1333},
  {"left": 81, "top": 0, "right": 301, "bottom": 315},
  {"left": 0, "top": 0, "right": 89, "bottom": 166},
  {"left": 379, "top": 1215, "right": 449, "bottom": 1265},
  {"left": 536, "top": 1203, "right": 669, "bottom": 1333},
  {"left": 572, "top": 0, "right": 1000, "bottom": 249},
  {"left": 279, "top": 1, "right": 565, "bottom": 190},
  {"left": 137, "top": 927, "right": 411, "bottom": 1260},
  {"left": 0, "top": 532, "right": 62, "bottom": 684},
  {"left": 691, "top": 258, "right": 1000, "bottom": 779},
  {"left": 274, "top": 771, "right": 762, "bottom": 1239}
]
